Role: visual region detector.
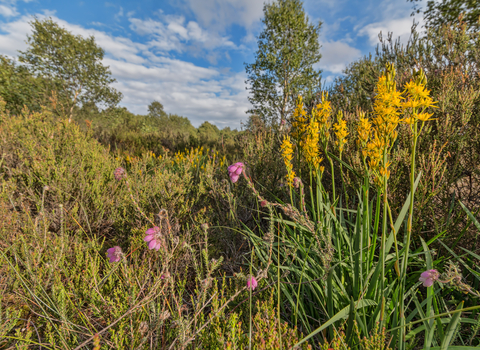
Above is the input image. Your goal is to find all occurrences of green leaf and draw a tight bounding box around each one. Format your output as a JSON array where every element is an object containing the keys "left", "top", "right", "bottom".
[{"left": 440, "top": 301, "right": 463, "bottom": 349}]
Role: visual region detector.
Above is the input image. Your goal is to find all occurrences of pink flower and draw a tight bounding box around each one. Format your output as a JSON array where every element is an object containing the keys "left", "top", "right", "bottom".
[
  {"left": 114, "top": 167, "right": 126, "bottom": 181},
  {"left": 419, "top": 269, "right": 440, "bottom": 287},
  {"left": 106, "top": 246, "right": 122, "bottom": 263},
  {"left": 227, "top": 162, "right": 245, "bottom": 183},
  {"left": 247, "top": 276, "right": 258, "bottom": 291},
  {"left": 281, "top": 119, "right": 286, "bottom": 126},
  {"left": 144, "top": 226, "right": 162, "bottom": 251}
]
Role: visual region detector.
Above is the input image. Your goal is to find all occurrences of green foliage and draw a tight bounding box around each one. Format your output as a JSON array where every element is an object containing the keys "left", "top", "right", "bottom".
[
  {"left": 198, "top": 121, "right": 220, "bottom": 144},
  {"left": 18, "top": 17, "right": 122, "bottom": 121},
  {"left": 147, "top": 100, "right": 167, "bottom": 118},
  {"left": 245, "top": 0, "right": 322, "bottom": 129},
  {"left": 408, "top": 0, "right": 480, "bottom": 33},
  {"left": 0, "top": 55, "right": 47, "bottom": 115}
]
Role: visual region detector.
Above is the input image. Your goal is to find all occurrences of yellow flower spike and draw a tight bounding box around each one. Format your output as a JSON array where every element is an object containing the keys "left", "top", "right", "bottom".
[
  {"left": 357, "top": 113, "right": 371, "bottom": 146},
  {"left": 291, "top": 95, "right": 310, "bottom": 147},
  {"left": 333, "top": 110, "right": 349, "bottom": 153},
  {"left": 303, "top": 116, "right": 322, "bottom": 171},
  {"left": 281, "top": 135, "right": 296, "bottom": 187},
  {"left": 286, "top": 170, "right": 296, "bottom": 187}
]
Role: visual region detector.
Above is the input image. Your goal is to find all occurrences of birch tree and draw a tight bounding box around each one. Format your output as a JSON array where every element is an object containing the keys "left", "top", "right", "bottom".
[{"left": 244, "top": 0, "right": 322, "bottom": 129}]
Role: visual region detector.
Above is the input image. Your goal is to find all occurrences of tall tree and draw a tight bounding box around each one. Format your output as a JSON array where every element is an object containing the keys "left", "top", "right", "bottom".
[
  {"left": 19, "top": 18, "right": 122, "bottom": 121},
  {"left": 148, "top": 100, "right": 167, "bottom": 118},
  {"left": 244, "top": 0, "right": 322, "bottom": 129},
  {"left": 409, "top": 0, "right": 480, "bottom": 33}
]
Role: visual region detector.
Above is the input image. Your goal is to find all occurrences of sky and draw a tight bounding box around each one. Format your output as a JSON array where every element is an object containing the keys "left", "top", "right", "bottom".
[{"left": 0, "top": 0, "right": 426, "bottom": 130}]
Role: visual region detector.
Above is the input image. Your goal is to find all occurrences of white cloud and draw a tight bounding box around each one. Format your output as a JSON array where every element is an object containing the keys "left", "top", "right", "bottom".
[
  {"left": 103, "top": 55, "right": 249, "bottom": 128},
  {"left": 128, "top": 15, "right": 238, "bottom": 56},
  {"left": 0, "top": 13, "right": 249, "bottom": 129},
  {"left": 317, "top": 40, "right": 362, "bottom": 74},
  {"left": 355, "top": 0, "right": 426, "bottom": 47},
  {"left": 182, "top": 0, "right": 265, "bottom": 32},
  {"left": 0, "top": 3, "right": 18, "bottom": 17},
  {"left": 114, "top": 6, "right": 123, "bottom": 21},
  {"left": 0, "top": 15, "right": 31, "bottom": 57},
  {"left": 357, "top": 17, "right": 420, "bottom": 47}
]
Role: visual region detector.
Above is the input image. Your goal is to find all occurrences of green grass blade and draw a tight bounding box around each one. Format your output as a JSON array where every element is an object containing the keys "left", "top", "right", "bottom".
[{"left": 293, "top": 299, "right": 377, "bottom": 348}]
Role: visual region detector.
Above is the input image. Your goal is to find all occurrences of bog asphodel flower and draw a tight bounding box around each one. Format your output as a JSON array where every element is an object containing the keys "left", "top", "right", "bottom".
[
  {"left": 372, "top": 64, "right": 403, "bottom": 145},
  {"left": 356, "top": 111, "right": 371, "bottom": 158},
  {"left": 281, "top": 135, "right": 296, "bottom": 187},
  {"left": 364, "top": 63, "right": 403, "bottom": 188},
  {"left": 303, "top": 117, "right": 323, "bottom": 171},
  {"left": 291, "top": 95, "right": 309, "bottom": 148},
  {"left": 333, "top": 110, "right": 348, "bottom": 153},
  {"left": 316, "top": 91, "right": 332, "bottom": 146},
  {"left": 402, "top": 68, "right": 438, "bottom": 126}
]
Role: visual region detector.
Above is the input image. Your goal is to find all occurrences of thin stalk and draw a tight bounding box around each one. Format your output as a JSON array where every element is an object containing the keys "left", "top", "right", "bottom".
[
  {"left": 399, "top": 121, "right": 419, "bottom": 347},
  {"left": 329, "top": 157, "right": 336, "bottom": 203},
  {"left": 380, "top": 150, "right": 388, "bottom": 330},
  {"left": 339, "top": 153, "right": 349, "bottom": 210},
  {"left": 309, "top": 169, "right": 317, "bottom": 223},
  {"left": 316, "top": 171, "right": 324, "bottom": 222},
  {"left": 278, "top": 224, "right": 283, "bottom": 350},
  {"left": 249, "top": 246, "right": 254, "bottom": 350}
]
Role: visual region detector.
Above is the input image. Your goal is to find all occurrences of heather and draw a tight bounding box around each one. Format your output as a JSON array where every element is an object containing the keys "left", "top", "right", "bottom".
[{"left": 2, "top": 5, "right": 480, "bottom": 350}]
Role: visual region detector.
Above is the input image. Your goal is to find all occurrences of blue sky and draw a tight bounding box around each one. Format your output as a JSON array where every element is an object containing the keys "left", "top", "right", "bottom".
[{"left": 0, "top": 0, "right": 425, "bottom": 130}]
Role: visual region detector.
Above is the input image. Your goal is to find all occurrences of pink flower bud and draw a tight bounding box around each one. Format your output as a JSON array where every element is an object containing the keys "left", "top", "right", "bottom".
[{"left": 247, "top": 275, "right": 258, "bottom": 290}]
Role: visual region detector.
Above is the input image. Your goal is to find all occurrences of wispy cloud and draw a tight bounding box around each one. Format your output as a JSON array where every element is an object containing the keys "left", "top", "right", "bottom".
[
  {"left": 181, "top": 0, "right": 265, "bottom": 33},
  {"left": 355, "top": 0, "right": 424, "bottom": 46},
  {"left": 0, "top": 13, "right": 250, "bottom": 129},
  {"left": 129, "top": 14, "right": 238, "bottom": 56},
  {"left": 357, "top": 17, "right": 420, "bottom": 47},
  {"left": 317, "top": 40, "right": 362, "bottom": 74},
  {"left": 0, "top": 4, "right": 18, "bottom": 17}
]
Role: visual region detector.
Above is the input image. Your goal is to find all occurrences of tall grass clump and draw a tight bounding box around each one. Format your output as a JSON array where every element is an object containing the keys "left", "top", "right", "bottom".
[{"left": 232, "top": 63, "right": 480, "bottom": 349}]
